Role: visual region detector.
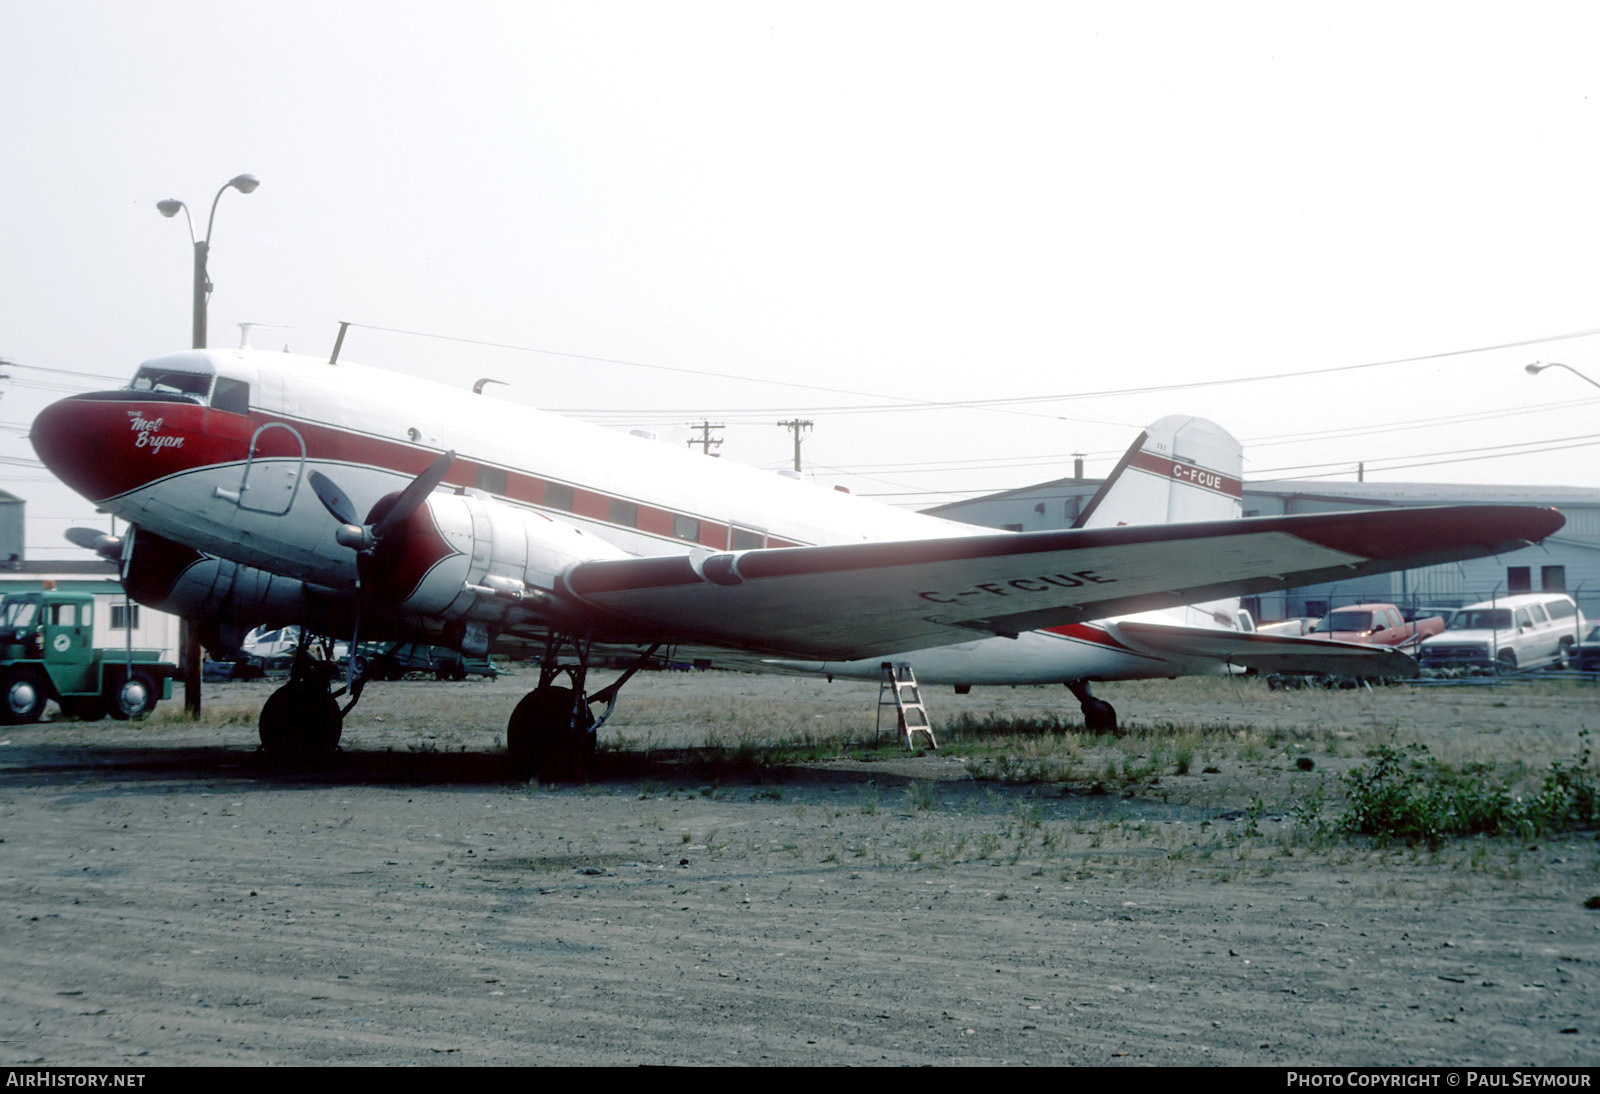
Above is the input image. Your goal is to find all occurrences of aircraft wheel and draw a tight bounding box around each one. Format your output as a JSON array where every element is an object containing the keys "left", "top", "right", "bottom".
[
  {"left": 258, "top": 681, "right": 343, "bottom": 761},
  {"left": 507, "top": 686, "right": 594, "bottom": 781},
  {"left": 2, "top": 668, "right": 47, "bottom": 725},
  {"left": 106, "top": 669, "right": 158, "bottom": 720},
  {"left": 1082, "top": 697, "right": 1118, "bottom": 734}
]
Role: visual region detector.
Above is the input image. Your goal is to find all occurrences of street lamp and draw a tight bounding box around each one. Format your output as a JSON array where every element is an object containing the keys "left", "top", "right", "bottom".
[
  {"left": 157, "top": 173, "right": 260, "bottom": 349},
  {"left": 155, "top": 173, "right": 258, "bottom": 715},
  {"left": 1525, "top": 361, "right": 1600, "bottom": 392}
]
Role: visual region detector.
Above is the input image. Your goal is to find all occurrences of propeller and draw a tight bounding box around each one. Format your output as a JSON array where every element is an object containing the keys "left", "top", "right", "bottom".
[
  {"left": 65, "top": 526, "right": 123, "bottom": 561},
  {"left": 306, "top": 450, "right": 455, "bottom": 694},
  {"left": 309, "top": 449, "right": 456, "bottom": 554}
]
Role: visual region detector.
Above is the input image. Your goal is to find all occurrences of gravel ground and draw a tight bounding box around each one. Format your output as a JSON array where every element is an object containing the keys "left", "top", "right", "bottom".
[{"left": 0, "top": 671, "right": 1595, "bottom": 1066}]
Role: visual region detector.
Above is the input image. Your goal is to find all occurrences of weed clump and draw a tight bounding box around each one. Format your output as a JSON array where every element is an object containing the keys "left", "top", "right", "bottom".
[{"left": 1332, "top": 730, "right": 1598, "bottom": 848}]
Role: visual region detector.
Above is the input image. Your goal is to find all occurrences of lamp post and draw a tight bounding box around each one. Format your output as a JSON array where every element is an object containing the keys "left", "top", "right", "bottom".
[
  {"left": 156, "top": 174, "right": 259, "bottom": 715},
  {"left": 1525, "top": 361, "right": 1600, "bottom": 392},
  {"left": 157, "top": 173, "right": 260, "bottom": 349}
]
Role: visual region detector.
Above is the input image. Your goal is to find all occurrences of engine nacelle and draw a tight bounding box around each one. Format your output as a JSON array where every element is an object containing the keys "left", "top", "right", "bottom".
[
  {"left": 361, "top": 491, "right": 629, "bottom": 650},
  {"left": 120, "top": 526, "right": 344, "bottom": 649}
]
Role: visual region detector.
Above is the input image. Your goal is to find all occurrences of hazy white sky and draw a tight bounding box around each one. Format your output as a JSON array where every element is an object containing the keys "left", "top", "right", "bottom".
[{"left": 5, "top": 1, "right": 1600, "bottom": 557}]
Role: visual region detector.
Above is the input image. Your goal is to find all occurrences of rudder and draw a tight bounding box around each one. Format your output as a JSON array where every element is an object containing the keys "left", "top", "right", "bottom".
[{"left": 1073, "top": 415, "right": 1243, "bottom": 529}]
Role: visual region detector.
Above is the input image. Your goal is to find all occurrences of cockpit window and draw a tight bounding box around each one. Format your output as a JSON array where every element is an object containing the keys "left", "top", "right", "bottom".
[
  {"left": 212, "top": 377, "right": 250, "bottom": 414},
  {"left": 129, "top": 368, "right": 212, "bottom": 399}
]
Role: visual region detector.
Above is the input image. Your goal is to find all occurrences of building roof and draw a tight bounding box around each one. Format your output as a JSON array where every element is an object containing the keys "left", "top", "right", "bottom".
[{"left": 925, "top": 477, "right": 1600, "bottom": 514}]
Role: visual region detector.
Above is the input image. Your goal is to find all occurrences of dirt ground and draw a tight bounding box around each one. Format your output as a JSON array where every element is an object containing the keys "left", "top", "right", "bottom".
[{"left": 0, "top": 670, "right": 1595, "bottom": 1066}]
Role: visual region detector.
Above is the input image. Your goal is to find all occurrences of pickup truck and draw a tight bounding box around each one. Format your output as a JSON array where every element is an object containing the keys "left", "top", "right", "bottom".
[{"left": 1304, "top": 603, "right": 1445, "bottom": 652}]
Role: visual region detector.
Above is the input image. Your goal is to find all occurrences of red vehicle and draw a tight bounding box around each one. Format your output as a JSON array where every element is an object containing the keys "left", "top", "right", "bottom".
[{"left": 1306, "top": 603, "right": 1445, "bottom": 652}]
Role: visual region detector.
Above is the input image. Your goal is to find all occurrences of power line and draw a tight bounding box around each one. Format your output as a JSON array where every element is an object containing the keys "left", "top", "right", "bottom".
[{"left": 352, "top": 319, "right": 1600, "bottom": 419}]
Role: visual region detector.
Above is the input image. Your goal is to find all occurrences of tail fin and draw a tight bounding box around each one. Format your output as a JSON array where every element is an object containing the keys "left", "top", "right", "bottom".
[{"left": 1074, "top": 415, "right": 1243, "bottom": 529}]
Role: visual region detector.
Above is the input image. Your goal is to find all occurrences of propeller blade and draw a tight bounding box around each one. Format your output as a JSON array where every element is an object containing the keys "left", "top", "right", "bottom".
[
  {"left": 65, "top": 526, "right": 122, "bottom": 560},
  {"left": 308, "top": 470, "right": 359, "bottom": 526},
  {"left": 372, "top": 450, "right": 455, "bottom": 540}
]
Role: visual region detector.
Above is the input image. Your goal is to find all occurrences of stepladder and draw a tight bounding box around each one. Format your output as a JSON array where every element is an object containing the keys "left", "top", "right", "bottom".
[{"left": 877, "top": 661, "right": 937, "bottom": 751}]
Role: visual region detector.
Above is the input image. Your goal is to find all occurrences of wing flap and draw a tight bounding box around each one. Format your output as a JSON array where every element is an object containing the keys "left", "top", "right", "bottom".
[
  {"left": 1113, "top": 621, "right": 1419, "bottom": 678},
  {"left": 559, "top": 505, "right": 1563, "bottom": 660}
]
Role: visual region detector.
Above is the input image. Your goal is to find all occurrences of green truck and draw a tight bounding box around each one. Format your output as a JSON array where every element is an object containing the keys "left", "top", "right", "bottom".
[{"left": 1, "top": 590, "right": 176, "bottom": 724}]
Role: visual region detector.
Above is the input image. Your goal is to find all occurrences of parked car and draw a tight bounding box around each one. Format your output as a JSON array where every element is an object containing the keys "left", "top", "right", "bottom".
[
  {"left": 1417, "top": 593, "right": 1587, "bottom": 672},
  {"left": 364, "top": 642, "right": 498, "bottom": 681},
  {"left": 240, "top": 626, "right": 347, "bottom": 675},
  {"left": 1570, "top": 623, "right": 1600, "bottom": 672},
  {"left": 1304, "top": 603, "right": 1445, "bottom": 651},
  {"left": 1403, "top": 605, "right": 1457, "bottom": 630}
]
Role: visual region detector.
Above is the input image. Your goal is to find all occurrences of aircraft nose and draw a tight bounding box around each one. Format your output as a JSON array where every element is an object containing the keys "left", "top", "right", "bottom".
[{"left": 31, "top": 393, "right": 213, "bottom": 502}]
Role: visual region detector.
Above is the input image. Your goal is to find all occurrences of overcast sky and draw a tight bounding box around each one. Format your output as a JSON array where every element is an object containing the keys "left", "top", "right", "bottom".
[{"left": 5, "top": 1, "right": 1600, "bottom": 558}]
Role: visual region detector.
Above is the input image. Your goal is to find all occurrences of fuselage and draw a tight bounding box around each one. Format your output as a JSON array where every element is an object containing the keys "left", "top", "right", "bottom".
[{"left": 31, "top": 349, "right": 1235, "bottom": 686}]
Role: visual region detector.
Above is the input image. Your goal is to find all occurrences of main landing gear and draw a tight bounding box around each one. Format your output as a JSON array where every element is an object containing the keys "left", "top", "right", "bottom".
[
  {"left": 1067, "top": 680, "right": 1118, "bottom": 734},
  {"left": 507, "top": 637, "right": 658, "bottom": 782},
  {"left": 258, "top": 638, "right": 366, "bottom": 762}
]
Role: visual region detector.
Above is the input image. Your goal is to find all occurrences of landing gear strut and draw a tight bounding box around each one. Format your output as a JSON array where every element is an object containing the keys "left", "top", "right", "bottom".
[
  {"left": 1067, "top": 680, "right": 1118, "bottom": 734},
  {"left": 507, "top": 637, "right": 658, "bottom": 781}
]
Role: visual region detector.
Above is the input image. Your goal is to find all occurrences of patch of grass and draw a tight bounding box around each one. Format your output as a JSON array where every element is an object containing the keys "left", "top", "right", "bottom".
[
  {"left": 1329, "top": 730, "right": 1599, "bottom": 848},
  {"left": 906, "top": 781, "right": 939, "bottom": 811}
]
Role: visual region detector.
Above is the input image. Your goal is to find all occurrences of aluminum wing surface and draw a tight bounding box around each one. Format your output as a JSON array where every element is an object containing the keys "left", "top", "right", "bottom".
[
  {"left": 1111, "top": 622, "right": 1420, "bottom": 678},
  {"left": 558, "top": 506, "right": 1564, "bottom": 661}
]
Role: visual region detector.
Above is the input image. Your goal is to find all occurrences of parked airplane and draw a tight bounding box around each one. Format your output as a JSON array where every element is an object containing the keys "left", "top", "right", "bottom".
[{"left": 29, "top": 347, "right": 1563, "bottom": 775}]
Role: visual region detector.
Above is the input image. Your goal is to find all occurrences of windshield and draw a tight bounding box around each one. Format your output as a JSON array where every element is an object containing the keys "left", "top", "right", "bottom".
[
  {"left": 1314, "top": 611, "right": 1373, "bottom": 633},
  {"left": 128, "top": 367, "right": 211, "bottom": 399},
  {"left": 1450, "top": 609, "right": 1512, "bottom": 631},
  {"left": 0, "top": 595, "right": 39, "bottom": 628}
]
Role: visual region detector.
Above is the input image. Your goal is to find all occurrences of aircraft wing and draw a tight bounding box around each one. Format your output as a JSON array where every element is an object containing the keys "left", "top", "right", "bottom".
[
  {"left": 1111, "top": 621, "right": 1419, "bottom": 677},
  {"left": 558, "top": 505, "right": 1563, "bottom": 661}
]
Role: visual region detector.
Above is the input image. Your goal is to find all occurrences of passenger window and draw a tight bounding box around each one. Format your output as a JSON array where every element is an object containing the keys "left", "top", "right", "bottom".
[
  {"left": 476, "top": 465, "right": 508, "bottom": 495},
  {"left": 544, "top": 484, "right": 574, "bottom": 512}
]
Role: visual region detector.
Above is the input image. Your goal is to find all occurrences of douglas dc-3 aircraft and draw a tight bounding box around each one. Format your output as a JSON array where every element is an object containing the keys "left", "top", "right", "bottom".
[{"left": 28, "top": 347, "right": 1563, "bottom": 776}]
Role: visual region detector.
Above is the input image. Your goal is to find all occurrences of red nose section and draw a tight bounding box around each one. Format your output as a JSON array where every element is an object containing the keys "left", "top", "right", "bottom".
[{"left": 31, "top": 394, "right": 249, "bottom": 502}]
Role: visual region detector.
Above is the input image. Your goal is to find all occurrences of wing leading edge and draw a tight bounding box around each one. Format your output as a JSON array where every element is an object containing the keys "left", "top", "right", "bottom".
[{"left": 558, "top": 505, "right": 1564, "bottom": 661}]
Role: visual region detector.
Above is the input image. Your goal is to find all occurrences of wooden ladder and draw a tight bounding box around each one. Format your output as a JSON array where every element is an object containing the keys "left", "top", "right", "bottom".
[{"left": 877, "top": 661, "right": 937, "bottom": 751}]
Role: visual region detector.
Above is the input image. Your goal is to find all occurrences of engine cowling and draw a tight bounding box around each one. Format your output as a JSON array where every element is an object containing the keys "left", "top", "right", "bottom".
[
  {"left": 119, "top": 526, "right": 340, "bottom": 654},
  {"left": 357, "top": 491, "right": 629, "bottom": 651}
]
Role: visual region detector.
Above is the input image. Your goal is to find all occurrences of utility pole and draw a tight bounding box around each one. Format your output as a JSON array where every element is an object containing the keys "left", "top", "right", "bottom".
[
  {"left": 776, "top": 419, "right": 813, "bottom": 473},
  {"left": 687, "top": 420, "right": 724, "bottom": 457}
]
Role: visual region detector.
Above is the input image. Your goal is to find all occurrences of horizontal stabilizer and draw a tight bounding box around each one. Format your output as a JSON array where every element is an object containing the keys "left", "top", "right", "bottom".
[{"left": 1113, "top": 621, "right": 1419, "bottom": 678}]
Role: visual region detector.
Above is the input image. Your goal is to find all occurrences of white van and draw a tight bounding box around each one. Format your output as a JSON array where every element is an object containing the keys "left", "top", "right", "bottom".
[{"left": 1417, "top": 593, "right": 1587, "bottom": 671}]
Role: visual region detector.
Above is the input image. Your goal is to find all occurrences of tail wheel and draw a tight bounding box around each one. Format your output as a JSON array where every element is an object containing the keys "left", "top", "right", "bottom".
[
  {"left": 3, "top": 667, "right": 47, "bottom": 725},
  {"left": 106, "top": 669, "right": 158, "bottom": 720}
]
